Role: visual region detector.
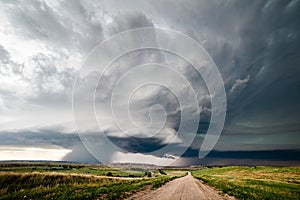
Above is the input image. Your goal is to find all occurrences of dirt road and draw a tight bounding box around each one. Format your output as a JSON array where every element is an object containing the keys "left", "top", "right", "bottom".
[{"left": 127, "top": 172, "right": 235, "bottom": 200}]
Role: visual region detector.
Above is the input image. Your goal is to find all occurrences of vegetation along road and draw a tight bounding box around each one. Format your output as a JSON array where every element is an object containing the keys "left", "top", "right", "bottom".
[
  {"left": 1, "top": 163, "right": 299, "bottom": 199},
  {"left": 127, "top": 172, "right": 235, "bottom": 200}
]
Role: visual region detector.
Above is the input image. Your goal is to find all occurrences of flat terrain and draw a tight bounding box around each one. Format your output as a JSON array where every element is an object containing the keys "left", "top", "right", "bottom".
[
  {"left": 192, "top": 166, "right": 300, "bottom": 200},
  {"left": 0, "top": 162, "right": 299, "bottom": 199},
  {"left": 127, "top": 172, "right": 234, "bottom": 200},
  {"left": 0, "top": 162, "right": 183, "bottom": 200}
]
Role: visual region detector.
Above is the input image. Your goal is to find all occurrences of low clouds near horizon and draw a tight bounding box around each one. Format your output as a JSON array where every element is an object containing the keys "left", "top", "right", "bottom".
[{"left": 0, "top": 0, "right": 299, "bottom": 165}]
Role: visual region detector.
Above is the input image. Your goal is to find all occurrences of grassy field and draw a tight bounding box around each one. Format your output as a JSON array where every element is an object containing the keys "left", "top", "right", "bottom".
[
  {"left": 192, "top": 166, "right": 300, "bottom": 200},
  {"left": 3, "top": 163, "right": 299, "bottom": 199},
  {"left": 0, "top": 162, "right": 146, "bottom": 177},
  {"left": 0, "top": 162, "right": 185, "bottom": 200}
]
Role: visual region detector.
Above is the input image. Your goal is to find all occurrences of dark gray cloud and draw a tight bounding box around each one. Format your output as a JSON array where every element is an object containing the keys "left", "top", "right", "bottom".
[
  {"left": 0, "top": 0, "right": 299, "bottom": 164},
  {"left": 63, "top": 142, "right": 99, "bottom": 164},
  {"left": 0, "top": 129, "right": 80, "bottom": 149}
]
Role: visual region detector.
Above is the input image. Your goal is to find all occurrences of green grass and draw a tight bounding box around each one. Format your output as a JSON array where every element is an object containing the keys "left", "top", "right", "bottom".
[
  {"left": 0, "top": 162, "right": 182, "bottom": 199},
  {"left": 0, "top": 172, "right": 176, "bottom": 200},
  {"left": 0, "top": 164, "right": 146, "bottom": 177},
  {"left": 192, "top": 166, "right": 300, "bottom": 200}
]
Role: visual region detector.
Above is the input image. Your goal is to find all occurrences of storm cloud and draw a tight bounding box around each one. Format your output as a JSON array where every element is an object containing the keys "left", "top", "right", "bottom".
[{"left": 0, "top": 0, "right": 299, "bottom": 165}]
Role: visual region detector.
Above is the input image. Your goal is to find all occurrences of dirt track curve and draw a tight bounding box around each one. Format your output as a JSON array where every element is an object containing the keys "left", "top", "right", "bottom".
[{"left": 127, "top": 172, "right": 235, "bottom": 200}]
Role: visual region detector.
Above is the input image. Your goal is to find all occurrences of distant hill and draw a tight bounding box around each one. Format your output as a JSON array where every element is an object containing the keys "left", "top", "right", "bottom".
[
  {"left": 1, "top": 149, "right": 299, "bottom": 167},
  {"left": 108, "top": 162, "right": 160, "bottom": 169}
]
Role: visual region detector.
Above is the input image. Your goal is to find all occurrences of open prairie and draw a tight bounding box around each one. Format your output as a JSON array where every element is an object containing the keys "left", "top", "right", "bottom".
[
  {"left": 0, "top": 162, "right": 299, "bottom": 199},
  {"left": 0, "top": 162, "right": 183, "bottom": 200},
  {"left": 192, "top": 166, "right": 300, "bottom": 200}
]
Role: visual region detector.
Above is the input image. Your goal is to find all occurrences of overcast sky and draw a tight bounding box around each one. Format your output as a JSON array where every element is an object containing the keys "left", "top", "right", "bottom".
[{"left": 0, "top": 0, "right": 299, "bottom": 165}]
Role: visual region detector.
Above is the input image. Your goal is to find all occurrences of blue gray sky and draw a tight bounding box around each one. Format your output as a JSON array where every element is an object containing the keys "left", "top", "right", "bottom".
[{"left": 0, "top": 0, "right": 299, "bottom": 165}]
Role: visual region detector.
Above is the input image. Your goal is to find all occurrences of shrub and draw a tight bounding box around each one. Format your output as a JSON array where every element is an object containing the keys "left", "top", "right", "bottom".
[{"left": 106, "top": 172, "right": 113, "bottom": 176}]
